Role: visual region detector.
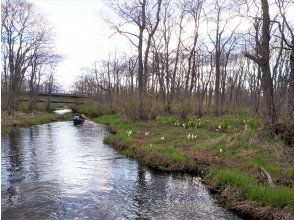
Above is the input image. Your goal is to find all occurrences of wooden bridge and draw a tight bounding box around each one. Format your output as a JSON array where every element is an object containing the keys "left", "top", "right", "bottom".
[{"left": 18, "top": 92, "right": 88, "bottom": 105}]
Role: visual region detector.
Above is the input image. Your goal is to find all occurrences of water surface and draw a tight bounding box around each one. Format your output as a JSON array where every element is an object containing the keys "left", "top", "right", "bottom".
[
  {"left": 53, "top": 109, "right": 72, "bottom": 115},
  {"left": 1, "top": 121, "right": 241, "bottom": 219}
]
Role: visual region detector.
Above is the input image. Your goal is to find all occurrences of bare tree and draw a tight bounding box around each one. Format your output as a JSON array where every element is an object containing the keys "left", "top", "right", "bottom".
[
  {"left": 44, "top": 66, "right": 57, "bottom": 112},
  {"left": 71, "top": 0, "right": 293, "bottom": 126},
  {"left": 109, "top": 0, "right": 162, "bottom": 118},
  {"left": 274, "top": 0, "right": 294, "bottom": 126},
  {"left": 1, "top": 0, "right": 59, "bottom": 114},
  {"left": 205, "top": 0, "right": 238, "bottom": 115},
  {"left": 244, "top": 0, "right": 278, "bottom": 125}
]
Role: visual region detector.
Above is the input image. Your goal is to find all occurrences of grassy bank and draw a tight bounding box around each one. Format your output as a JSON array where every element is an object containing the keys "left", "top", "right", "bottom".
[
  {"left": 1, "top": 111, "right": 69, "bottom": 134},
  {"left": 93, "top": 114, "right": 294, "bottom": 219}
]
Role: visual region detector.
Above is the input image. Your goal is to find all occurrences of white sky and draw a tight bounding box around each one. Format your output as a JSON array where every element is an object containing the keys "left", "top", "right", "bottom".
[{"left": 31, "top": 0, "right": 129, "bottom": 91}]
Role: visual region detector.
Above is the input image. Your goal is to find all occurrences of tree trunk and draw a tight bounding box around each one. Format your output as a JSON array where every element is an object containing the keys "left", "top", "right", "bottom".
[
  {"left": 215, "top": 49, "right": 221, "bottom": 115},
  {"left": 287, "top": 40, "right": 294, "bottom": 125},
  {"left": 245, "top": 0, "right": 277, "bottom": 125},
  {"left": 260, "top": 0, "right": 277, "bottom": 125}
]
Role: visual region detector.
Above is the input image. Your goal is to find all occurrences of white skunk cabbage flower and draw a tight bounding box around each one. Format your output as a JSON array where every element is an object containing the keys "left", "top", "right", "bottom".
[
  {"left": 187, "top": 133, "right": 191, "bottom": 140},
  {"left": 127, "top": 130, "right": 132, "bottom": 137}
]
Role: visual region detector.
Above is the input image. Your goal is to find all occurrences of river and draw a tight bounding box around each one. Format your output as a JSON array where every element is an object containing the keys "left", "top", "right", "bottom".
[{"left": 1, "top": 120, "right": 241, "bottom": 219}]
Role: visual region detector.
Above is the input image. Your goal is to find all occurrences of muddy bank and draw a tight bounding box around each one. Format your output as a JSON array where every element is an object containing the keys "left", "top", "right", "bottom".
[{"left": 108, "top": 135, "right": 293, "bottom": 219}]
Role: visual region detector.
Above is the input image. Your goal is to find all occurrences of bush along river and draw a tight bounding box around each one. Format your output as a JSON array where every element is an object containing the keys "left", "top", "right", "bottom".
[{"left": 1, "top": 121, "right": 242, "bottom": 219}]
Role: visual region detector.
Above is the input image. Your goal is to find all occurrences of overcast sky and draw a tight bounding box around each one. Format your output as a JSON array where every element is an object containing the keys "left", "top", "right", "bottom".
[{"left": 30, "top": 0, "right": 127, "bottom": 91}]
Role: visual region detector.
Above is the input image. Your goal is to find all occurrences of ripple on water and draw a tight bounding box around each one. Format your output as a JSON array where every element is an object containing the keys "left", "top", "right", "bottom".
[{"left": 1, "top": 121, "right": 242, "bottom": 219}]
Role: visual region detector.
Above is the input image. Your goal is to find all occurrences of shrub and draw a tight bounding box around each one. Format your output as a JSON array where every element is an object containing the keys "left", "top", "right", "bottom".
[
  {"left": 17, "top": 102, "right": 30, "bottom": 113},
  {"left": 173, "top": 100, "right": 191, "bottom": 120},
  {"left": 120, "top": 96, "right": 165, "bottom": 120},
  {"left": 76, "top": 102, "right": 110, "bottom": 117}
]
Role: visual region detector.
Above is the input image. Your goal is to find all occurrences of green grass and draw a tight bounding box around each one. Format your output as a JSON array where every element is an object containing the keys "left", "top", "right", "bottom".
[
  {"left": 141, "top": 124, "right": 221, "bottom": 147},
  {"left": 282, "top": 168, "right": 294, "bottom": 179},
  {"left": 93, "top": 114, "right": 137, "bottom": 130},
  {"left": 156, "top": 115, "right": 180, "bottom": 126},
  {"left": 141, "top": 145, "right": 187, "bottom": 163},
  {"left": 94, "top": 114, "right": 138, "bottom": 146},
  {"left": 104, "top": 131, "right": 133, "bottom": 144},
  {"left": 183, "top": 114, "right": 262, "bottom": 132},
  {"left": 123, "top": 149, "right": 135, "bottom": 158},
  {"left": 2, "top": 112, "right": 68, "bottom": 128},
  {"left": 18, "top": 113, "right": 67, "bottom": 126},
  {"left": 243, "top": 156, "right": 281, "bottom": 175},
  {"left": 222, "top": 131, "right": 260, "bottom": 158},
  {"left": 139, "top": 144, "right": 191, "bottom": 170},
  {"left": 94, "top": 115, "right": 292, "bottom": 175},
  {"left": 209, "top": 167, "right": 294, "bottom": 209},
  {"left": 93, "top": 113, "right": 293, "bottom": 212},
  {"left": 94, "top": 115, "right": 191, "bottom": 169}
]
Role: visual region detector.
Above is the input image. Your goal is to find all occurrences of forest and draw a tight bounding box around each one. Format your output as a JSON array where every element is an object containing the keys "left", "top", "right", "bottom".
[
  {"left": 1, "top": 0, "right": 294, "bottom": 219},
  {"left": 70, "top": 0, "right": 294, "bottom": 129},
  {"left": 2, "top": 0, "right": 294, "bottom": 127}
]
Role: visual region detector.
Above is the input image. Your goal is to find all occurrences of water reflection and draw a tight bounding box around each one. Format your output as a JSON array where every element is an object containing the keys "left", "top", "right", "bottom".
[
  {"left": 2, "top": 121, "right": 241, "bottom": 219},
  {"left": 53, "top": 109, "right": 71, "bottom": 115}
]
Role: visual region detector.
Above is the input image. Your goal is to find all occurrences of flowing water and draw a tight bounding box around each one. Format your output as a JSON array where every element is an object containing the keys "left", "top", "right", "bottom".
[{"left": 1, "top": 120, "right": 242, "bottom": 219}]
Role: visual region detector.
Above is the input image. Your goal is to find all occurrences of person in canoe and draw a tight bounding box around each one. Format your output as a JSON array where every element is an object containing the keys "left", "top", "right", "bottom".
[
  {"left": 79, "top": 113, "right": 87, "bottom": 120},
  {"left": 73, "top": 112, "right": 86, "bottom": 125}
]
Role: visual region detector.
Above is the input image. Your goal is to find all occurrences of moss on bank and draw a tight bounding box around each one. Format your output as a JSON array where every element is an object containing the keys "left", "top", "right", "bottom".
[
  {"left": 1, "top": 111, "right": 69, "bottom": 134},
  {"left": 93, "top": 114, "right": 294, "bottom": 219}
]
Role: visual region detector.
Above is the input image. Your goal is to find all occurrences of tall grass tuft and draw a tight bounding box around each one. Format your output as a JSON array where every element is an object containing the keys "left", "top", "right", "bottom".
[
  {"left": 75, "top": 102, "right": 110, "bottom": 117},
  {"left": 209, "top": 167, "right": 294, "bottom": 209}
]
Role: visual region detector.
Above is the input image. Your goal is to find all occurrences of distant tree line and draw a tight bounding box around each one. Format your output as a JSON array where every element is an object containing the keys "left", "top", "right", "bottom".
[
  {"left": 1, "top": 0, "right": 61, "bottom": 114},
  {"left": 72, "top": 0, "right": 293, "bottom": 127}
]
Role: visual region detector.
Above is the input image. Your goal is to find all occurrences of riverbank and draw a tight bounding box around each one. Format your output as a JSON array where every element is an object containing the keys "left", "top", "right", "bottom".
[
  {"left": 1, "top": 111, "right": 69, "bottom": 134},
  {"left": 93, "top": 114, "right": 294, "bottom": 219}
]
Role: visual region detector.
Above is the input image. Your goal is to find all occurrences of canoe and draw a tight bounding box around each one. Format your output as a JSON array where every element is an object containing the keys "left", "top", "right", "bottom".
[{"left": 72, "top": 118, "right": 85, "bottom": 125}]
